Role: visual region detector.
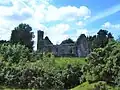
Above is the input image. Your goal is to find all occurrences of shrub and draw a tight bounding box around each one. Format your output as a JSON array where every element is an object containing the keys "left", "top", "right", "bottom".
[
  {"left": 60, "top": 64, "right": 83, "bottom": 89},
  {"left": 0, "top": 44, "right": 83, "bottom": 89},
  {"left": 0, "top": 44, "right": 30, "bottom": 64},
  {"left": 83, "top": 41, "right": 120, "bottom": 86},
  {"left": 93, "top": 81, "right": 110, "bottom": 90}
]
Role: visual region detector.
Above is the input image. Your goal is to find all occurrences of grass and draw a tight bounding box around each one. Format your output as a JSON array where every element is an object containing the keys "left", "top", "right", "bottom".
[
  {"left": 55, "top": 57, "right": 86, "bottom": 68},
  {"left": 71, "top": 81, "right": 119, "bottom": 90}
]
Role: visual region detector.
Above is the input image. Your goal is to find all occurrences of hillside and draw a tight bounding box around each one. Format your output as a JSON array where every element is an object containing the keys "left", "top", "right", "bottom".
[{"left": 71, "top": 81, "right": 118, "bottom": 90}]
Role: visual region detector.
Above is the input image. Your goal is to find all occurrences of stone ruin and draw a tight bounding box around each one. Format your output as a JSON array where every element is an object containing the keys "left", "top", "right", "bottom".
[{"left": 37, "top": 30, "right": 90, "bottom": 57}]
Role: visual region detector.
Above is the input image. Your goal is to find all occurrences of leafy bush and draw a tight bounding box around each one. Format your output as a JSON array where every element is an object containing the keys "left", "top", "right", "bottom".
[
  {"left": 83, "top": 41, "right": 120, "bottom": 86},
  {"left": 0, "top": 44, "right": 84, "bottom": 89},
  {"left": 0, "top": 44, "right": 30, "bottom": 64},
  {"left": 0, "top": 61, "right": 83, "bottom": 89},
  {"left": 93, "top": 81, "right": 110, "bottom": 90},
  {"left": 60, "top": 64, "right": 83, "bottom": 89},
  {"left": 0, "top": 59, "right": 63, "bottom": 89}
]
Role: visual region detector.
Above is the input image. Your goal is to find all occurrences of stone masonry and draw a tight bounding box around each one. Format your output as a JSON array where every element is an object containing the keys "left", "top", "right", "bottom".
[{"left": 37, "top": 30, "right": 90, "bottom": 57}]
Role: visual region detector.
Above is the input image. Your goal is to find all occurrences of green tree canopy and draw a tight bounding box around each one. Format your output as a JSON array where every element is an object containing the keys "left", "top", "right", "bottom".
[
  {"left": 10, "top": 23, "right": 34, "bottom": 51},
  {"left": 93, "top": 29, "right": 108, "bottom": 48},
  {"left": 88, "top": 29, "right": 114, "bottom": 51}
]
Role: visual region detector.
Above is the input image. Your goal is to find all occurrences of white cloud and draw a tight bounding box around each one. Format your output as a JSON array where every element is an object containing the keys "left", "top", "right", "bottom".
[
  {"left": 0, "top": 0, "right": 91, "bottom": 22},
  {"left": 45, "top": 5, "right": 91, "bottom": 22},
  {"left": 102, "top": 22, "right": 120, "bottom": 29},
  {"left": 69, "top": 28, "right": 88, "bottom": 41},
  {"left": 102, "top": 22, "right": 111, "bottom": 28},
  {"left": 0, "top": 0, "right": 33, "bottom": 21},
  {"left": 0, "top": 6, "right": 13, "bottom": 16},
  {"left": 76, "top": 21, "right": 85, "bottom": 27},
  {"left": 0, "top": 0, "right": 91, "bottom": 50},
  {"left": 15, "top": 0, "right": 90, "bottom": 23},
  {"left": 45, "top": 23, "right": 70, "bottom": 44},
  {"left": 0, "top": 18, "right": 17, "bottom": 40}
]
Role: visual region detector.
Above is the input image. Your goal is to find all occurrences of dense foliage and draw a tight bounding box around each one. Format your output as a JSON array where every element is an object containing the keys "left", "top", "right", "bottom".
[
  {"left": 10, "top": 23, "right": 34, "bottom": 51},
  {"left": 0, "top": 44, "right": 30, "bottom": 64},
  {"left": 87, "top": 29, "right": 114, "bottom": 51},
  {"left": 84, "top": 41, "right": 120, "bottom": 87},
  {"left": 0, "top": 40, "right": 9, "bottom": 44},
  {"left": 0, "top": 44, "right": 84, "bottom": 89}
]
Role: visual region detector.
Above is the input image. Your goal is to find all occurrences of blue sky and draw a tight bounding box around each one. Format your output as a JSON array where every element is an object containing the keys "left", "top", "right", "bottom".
[{"left": 0, "top": 0, "right": 120, "bottom": 49}]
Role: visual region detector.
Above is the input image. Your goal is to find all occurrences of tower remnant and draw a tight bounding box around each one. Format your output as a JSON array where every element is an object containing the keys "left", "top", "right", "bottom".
[{"left": 37, "top": 30, "right": 44, "bottom": 52}]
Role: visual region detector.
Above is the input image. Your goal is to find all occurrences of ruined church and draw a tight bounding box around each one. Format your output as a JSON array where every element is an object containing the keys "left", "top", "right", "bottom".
[{"left": 37, "top": 30, "right": 90, "bottom": 57}]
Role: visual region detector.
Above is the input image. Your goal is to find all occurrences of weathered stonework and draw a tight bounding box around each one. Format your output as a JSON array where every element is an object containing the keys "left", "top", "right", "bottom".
[{"left": 37, "top": 30, "right": 90, "bottom": 57}]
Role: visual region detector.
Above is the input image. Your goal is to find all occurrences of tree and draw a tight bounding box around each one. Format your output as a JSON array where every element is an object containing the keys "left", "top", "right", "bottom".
[
  {"left": 94, "top": 29, "right": 108, "bottom": 48},
  {"left": 88, "top": 29, "right": 114, "bottom": 51},
  {"left": 0, "top": 40, "right": 9, "bottom": 44},
  {"left": 10, "top": 23, "right": 34, "bottom": 51}
]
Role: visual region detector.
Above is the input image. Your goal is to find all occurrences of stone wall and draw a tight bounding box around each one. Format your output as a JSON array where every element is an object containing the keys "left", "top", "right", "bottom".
[
  {"left": 76, "top": 34, "right": 90, "bottom": 57},
  {"left": 37, "top": 30, "right": 90, "bottom": 57},
  {"left": 43, "top": 43, "right": 76, "bottom": 56}
]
